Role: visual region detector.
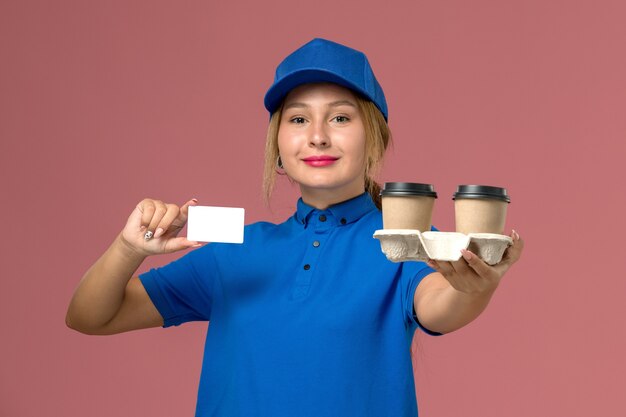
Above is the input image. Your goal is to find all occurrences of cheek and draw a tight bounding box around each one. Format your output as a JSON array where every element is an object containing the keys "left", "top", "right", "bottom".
[
  {"left": 277, "top": 127, "right": 300, "bottom": 155},
  {"left": 348, "top": 133, "right": 367, "bottom": 165}
]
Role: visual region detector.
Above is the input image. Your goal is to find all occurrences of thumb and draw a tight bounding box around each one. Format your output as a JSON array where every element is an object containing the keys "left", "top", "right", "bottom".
[{"left": 164, "top": 236, "right": 203, "bottom": 253}]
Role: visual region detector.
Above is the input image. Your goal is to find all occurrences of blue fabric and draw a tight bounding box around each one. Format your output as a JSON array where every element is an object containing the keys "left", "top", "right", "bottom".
[
  {"left": 264, "top": 38, "right": 389, "bottom": 120},
  {"left": 139, "top": 193, "right": 438, "bottom": 417}
]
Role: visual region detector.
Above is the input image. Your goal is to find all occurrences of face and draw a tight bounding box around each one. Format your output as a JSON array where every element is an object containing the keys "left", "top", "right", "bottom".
[{"left": 278, "top": 83, "right": 367, "bottom": 207}]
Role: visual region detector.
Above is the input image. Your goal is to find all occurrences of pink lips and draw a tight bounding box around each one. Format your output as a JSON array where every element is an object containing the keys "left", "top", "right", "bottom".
[{"left": 302, "top": 155, "right": 339, "bottom": 167}]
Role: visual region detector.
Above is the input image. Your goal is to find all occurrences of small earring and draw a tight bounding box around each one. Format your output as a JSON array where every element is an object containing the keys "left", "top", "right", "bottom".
[{"left": 277, "top": 156, "right": 284, "bottom": 169}]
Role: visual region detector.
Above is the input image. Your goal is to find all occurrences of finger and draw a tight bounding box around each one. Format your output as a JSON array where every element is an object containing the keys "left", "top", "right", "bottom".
[
  {"left": 426, "top": 259, "right": 440, "bottom": 272},
  {"left": 499, "top": 230, "right": 525, "bottom": 267},
  {"left": 508, "top": 230, "right": 524, "bottom": 261},
  {"left": 449, "top": 255, "right": 477, "bottom": 277},
  {"left": 428, "top": 259, "right": 455, "bottom": 277},
  {"left": 460, "top": 249, "right": 497, "bottom": 279},
  {"left": 176, "top": 198, "right": 198, "bottom": 225},
  {"left": 427, "top": 259, "right": 470, "bottom": 292},
  {"left": 153, "top": 204, "right": 182, "bottom": 238},
  {"left": 146, "top": 200, "right": 168, "bottom": 235},
  {"left": 139, "top": 199, "right": 157, "bottom": 230}
]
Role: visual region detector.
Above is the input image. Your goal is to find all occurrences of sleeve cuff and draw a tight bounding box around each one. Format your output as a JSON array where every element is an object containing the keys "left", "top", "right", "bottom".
[
  {"left": 408, "top": 266, "right": 443, "bottom": 336},
  {"left": 139, "top": 270, "right": 193, "bottom": 327}
]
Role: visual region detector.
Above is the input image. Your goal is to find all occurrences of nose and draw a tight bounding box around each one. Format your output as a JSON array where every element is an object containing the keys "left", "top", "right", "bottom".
[{"left": 308, "top": 120, "right": 330, "bottom": 148}]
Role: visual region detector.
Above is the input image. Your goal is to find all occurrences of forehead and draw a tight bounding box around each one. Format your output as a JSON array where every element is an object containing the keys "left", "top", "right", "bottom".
[{"left": 282, "top": 82, "right": 358, "bottom": 106}]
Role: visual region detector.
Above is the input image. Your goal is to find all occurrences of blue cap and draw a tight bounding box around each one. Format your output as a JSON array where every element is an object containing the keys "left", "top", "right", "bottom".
[{"left": 264, "top": 38, "right": 388, "bottom": 121}]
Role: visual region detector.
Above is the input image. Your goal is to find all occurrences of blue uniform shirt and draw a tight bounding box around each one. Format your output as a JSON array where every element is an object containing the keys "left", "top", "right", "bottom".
[{"left": 139, "top": 192, "right": 437, "bottom": 417}]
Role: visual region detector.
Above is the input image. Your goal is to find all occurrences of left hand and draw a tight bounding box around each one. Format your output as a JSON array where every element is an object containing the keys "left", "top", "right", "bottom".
[{"left": 427, "top": 230, "right": 524, "bottom": 296}]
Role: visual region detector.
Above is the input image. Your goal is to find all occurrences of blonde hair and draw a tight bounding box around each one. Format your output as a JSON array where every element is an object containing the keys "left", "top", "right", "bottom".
[{"left": 262, "top": 93, "right": 392, "bottom": 209}]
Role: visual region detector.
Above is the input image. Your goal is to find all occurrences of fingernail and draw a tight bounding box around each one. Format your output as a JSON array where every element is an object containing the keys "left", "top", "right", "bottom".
[
  {"left": 192, "top": 198, "right": 198, "bottom": 203},
  {"left": 461, "top": 249, "right": 472, "bottom": 261},
  {"left": 513, "top": 230, "right": 519, "bottom": 240},
  {"left": 154, "top": 228, "right": 164, "bottom": 238}
]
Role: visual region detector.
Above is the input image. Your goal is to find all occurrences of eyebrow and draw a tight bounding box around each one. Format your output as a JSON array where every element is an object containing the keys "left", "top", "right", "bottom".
[{"left": 283, "top": 100, "right": 358, "bottom": 111}]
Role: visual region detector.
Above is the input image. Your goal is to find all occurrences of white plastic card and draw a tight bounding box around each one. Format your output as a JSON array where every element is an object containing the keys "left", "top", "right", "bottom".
[{"left": 187, "top": 206, "right": 245, "bottom": 243}]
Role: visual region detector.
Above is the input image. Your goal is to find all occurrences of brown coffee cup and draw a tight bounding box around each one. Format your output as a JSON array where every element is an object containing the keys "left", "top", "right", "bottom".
[
  {"left": 453, "top": 185, "right": 510, "bottom": 234},
  {"left": 381, "top": 182, "right": 437, "bottom": 232}
]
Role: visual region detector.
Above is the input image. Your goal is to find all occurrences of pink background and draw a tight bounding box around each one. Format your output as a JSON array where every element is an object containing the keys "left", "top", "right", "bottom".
[{"left": 1, "top": 1, "right": 625, "bottom": 416}]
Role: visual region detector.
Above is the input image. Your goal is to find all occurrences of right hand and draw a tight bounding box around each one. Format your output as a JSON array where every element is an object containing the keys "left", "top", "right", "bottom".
[{"left": 120, "top": 198, "right": 202, "bottom": 256}]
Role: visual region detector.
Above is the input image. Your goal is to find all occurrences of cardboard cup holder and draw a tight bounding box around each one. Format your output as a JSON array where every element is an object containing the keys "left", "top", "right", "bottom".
[{"left": 373, "top": 230, "right": 512, "bottom": 265}]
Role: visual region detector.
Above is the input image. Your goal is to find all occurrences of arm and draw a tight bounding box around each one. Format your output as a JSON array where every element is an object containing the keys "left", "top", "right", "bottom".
[
  {"left": 414, "top": 230, "right": 524, "bottom": 334},
  {"left": 65, "top": 198, "right": 201, "bottom": 335}
]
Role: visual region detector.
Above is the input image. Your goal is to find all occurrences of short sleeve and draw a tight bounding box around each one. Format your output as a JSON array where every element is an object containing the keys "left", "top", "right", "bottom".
[
  {"left": 139, "top": 245, "right": 216, "bottom": 327},
  {"left": 400, "top": 261, "right": 442, "bottom": 336}
]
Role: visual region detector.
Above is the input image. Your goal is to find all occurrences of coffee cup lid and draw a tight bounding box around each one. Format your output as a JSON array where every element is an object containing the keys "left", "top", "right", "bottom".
[
  {"left": 452, "top": 185, "right": 510, "bottom": 203},
  {"left": 380, "top": 182, "right": 437, "bottom": 198}
]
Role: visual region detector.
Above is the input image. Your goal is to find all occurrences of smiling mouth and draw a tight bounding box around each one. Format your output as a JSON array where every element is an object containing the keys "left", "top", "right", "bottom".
[{"left": 302, "top": 156, "right": 339, "bottom": 167}]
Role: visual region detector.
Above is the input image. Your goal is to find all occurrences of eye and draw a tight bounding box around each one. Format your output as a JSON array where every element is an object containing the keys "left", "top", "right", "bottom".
[
  {"left": 332, "top": 115, "right": 350, "bottom": 123},
  {"left": 290, "top": 117, "right": 306, "bottom": 124}
]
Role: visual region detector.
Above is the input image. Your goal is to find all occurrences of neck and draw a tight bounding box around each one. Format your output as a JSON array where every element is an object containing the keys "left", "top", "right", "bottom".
[{"left": 300, "top": 186, "right": 364, "bottom": 210}]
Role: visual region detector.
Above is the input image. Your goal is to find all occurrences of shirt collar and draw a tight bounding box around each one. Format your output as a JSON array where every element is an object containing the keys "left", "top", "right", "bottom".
[{"left": 294, "top": 192, "right": 377, "bottom": 227}]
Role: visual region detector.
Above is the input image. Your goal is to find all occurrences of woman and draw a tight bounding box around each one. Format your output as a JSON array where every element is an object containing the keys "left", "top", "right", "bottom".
[{"left": 66, "top": 38, "right": 523, "bottom": 416}]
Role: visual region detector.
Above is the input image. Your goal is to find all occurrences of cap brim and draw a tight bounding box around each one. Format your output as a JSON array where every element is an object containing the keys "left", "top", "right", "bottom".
[{"left": 264, "top": 69, "right": 382, "bottom": 118}]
